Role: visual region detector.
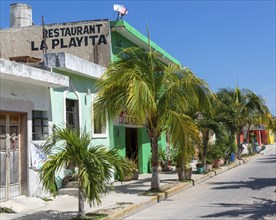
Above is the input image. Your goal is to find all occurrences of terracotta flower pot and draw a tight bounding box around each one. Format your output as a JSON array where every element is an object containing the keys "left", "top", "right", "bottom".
[{"left": 213, "top": 159, "right": 221, "bottom": 168}]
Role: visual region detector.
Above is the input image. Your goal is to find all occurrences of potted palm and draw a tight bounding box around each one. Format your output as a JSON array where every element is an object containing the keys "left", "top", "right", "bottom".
[{"left": 212, "top": 147, "right": 224, "bottom": 168}]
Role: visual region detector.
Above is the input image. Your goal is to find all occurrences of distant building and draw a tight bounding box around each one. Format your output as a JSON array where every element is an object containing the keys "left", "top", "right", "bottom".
[{"left": 240, "top": 124, "right": 274, "bottom": 146}]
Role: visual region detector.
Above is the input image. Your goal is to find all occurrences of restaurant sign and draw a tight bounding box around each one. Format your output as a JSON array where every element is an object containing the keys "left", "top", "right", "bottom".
[{"left": 31, "top": 23, "right": 108, "bottom": 51}]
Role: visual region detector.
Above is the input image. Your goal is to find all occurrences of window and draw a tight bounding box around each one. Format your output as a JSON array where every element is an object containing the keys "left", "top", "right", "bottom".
[
  {"left": 94, "top": 119, "right": 106, "bottom": 134},
  {"left": 66, "top": 99, "right": 79, "bottom": 130},
  {"left": 32, "top": 111, "right": 48, "bottom": 140}
]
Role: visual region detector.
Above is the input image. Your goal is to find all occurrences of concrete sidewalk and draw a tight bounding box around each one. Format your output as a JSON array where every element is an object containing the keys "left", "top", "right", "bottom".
[{"left": 1, "top": 146, "right": 271, "bottom": 220}]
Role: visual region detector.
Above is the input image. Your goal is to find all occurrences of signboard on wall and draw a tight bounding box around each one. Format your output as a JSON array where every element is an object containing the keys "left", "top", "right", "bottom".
[
  {"left": 0, "top": 19, "right": 111, "bottom": 66},
  {"left": 31, "top": 23, "right": 107, "bottom": 51},
  {"left": 113, "top": 110, "right": 144, "bottom": 128}
]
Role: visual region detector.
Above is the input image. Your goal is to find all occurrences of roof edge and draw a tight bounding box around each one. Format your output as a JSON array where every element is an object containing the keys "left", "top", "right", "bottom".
[{"left": 110, "top": 20, "right": 181, "bottom": 65}]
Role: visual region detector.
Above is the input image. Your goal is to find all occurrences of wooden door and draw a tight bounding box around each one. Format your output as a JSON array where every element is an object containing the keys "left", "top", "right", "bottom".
[{"left": 0, "top": 113, "right": 20, "bottom": 201}]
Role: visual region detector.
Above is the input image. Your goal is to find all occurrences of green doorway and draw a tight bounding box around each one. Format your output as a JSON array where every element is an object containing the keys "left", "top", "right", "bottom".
[{"left": 125, "top": 128, "right": 138, "bottom": 161}]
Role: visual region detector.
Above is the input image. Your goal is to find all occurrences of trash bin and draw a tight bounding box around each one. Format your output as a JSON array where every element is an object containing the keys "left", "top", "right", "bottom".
[{"left": 229, "top": 153, "right": 235, "bottom": 162}]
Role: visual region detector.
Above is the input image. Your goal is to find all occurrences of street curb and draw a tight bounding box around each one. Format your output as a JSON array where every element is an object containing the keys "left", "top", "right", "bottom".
[
  {"left": 193, "top": 171, "right": 216, "bottom": 185},
  {"left": 104, "top": 153, "right": 261, "bottom": 220},
  {"left": 164, "top": 181, "right": 192, "bottom": 199},
  {"left": 103, "top": 196, "right": 157, "bottom": 220},
  {"left": 157, "top": 192, "right": 166, "bottom": 202}
]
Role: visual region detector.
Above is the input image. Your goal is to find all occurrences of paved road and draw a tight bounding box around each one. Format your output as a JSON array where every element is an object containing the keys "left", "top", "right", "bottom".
[{"left": 125, "top": 144, "right": 276, "bottom": 220}]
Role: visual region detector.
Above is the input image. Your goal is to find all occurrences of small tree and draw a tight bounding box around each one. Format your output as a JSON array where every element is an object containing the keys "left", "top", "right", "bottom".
[
  {"left": 39, "top": 126, "right": 130, "bottom": 217},
  {"left": 197, "top": 116, "right": 224, "bottom": 170}
]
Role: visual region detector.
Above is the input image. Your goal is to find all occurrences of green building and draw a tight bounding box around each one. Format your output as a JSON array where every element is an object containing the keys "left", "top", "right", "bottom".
[{"left": 109, "top": 20, "right": 181, "bottom": 173}]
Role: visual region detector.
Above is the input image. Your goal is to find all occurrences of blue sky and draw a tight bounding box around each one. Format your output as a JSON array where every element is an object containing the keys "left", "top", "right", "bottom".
[{"left": 1, "top": 0, "right": 275, "bottom": 115}]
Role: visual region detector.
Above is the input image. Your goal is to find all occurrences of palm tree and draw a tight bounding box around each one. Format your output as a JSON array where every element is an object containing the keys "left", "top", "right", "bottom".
[
  {"left": 94, "top": 47, "right": 211, "bottom": 190},
  {"left": 182, "top": 92, "right": 226, "bottom": 172},
  {"left": 197, "top": 115, "right": 224, "bottom": 170},
  {"left": 39, "top": 126, "right": 130, "bottom": 217},
  {"left": 242, "top": 92, "right": 271, "bottom": 141},
  {"left": 217, "top": 87, "right": 270, "bottom": 157}
]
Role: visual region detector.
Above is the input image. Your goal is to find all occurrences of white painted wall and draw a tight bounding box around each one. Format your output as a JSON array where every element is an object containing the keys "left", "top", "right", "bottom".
[{"left": 1, "top": 78, "right": 51, "bottom": 197}]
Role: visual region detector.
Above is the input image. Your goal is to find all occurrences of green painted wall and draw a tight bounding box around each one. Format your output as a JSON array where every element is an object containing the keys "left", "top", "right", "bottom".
[
  {"left": 50, "top": 69, "right": 109, "bottom": 147},
  {"left": 111, "top": 126, "right": 167, "bottom": 174},
  {"left": 138, "top": 128, "right": 151, "bottom": 173},
  {"left": 113, "top": 126, "right": 126, "bottom": 156},
  {"left": 112, "top": 126, "right": 153, "bottom": 174},
  {"left": 111, "top": 32, "right": 137, "bottom": 62},
  {"left": 110, "top": 20, "right": 181, "bottom": 65},
  {"left": 138, "top": 130, "right": 167, "bottom": 174}
]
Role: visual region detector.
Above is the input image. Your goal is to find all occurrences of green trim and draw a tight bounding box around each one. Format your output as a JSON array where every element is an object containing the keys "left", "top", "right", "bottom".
[{"left": 110, "top": 20, "right": 181, "bottom": 65}]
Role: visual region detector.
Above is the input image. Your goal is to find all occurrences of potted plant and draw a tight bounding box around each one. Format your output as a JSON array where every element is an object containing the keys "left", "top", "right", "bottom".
[
  {"left": 122, "top": 158, "right": 139, "bottom": 181},
  {"left": 196, "top": 163, "right": 205, "bottom": 174},
  {"left": 212, "top": 158, "right": 221, "bottom": 168},
  {"left": 212, "top": 148, "right": 224, "bottom": 168}
]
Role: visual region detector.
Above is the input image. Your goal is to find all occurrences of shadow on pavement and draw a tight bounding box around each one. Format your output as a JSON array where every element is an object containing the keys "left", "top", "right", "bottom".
[
  {"left": 114, "top": 174, "right": 178, "bottom": 195},
  {"left": 14, "top": 210, "right": 77, "bottom": 220},
  {"left": 114, "top": 177, "right": 152, "bottom": 194},
  {"left": 201, "top": 197, "right": 276, "bottom": 220},
  {"left": 251, "top": 154, "right": 276, "bottom": 164},
  {"left": 208, "top": 177, "right": 276, "bottom": 190}
]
